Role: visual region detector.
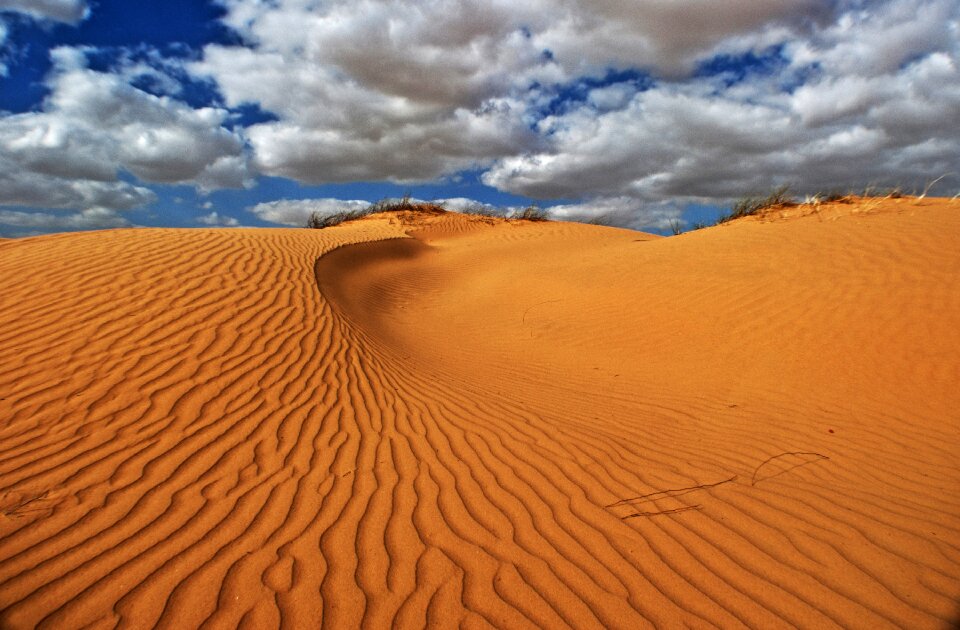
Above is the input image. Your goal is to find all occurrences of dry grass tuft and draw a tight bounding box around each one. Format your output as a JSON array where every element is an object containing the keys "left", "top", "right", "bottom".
[{"left": 718, "top": 185, "right": 795, "bottom": 224}]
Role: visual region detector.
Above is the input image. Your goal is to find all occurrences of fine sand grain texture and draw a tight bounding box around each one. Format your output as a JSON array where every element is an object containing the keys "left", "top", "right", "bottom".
[{"left": 0, "top": 198, "right": 958, "bottom": 628}]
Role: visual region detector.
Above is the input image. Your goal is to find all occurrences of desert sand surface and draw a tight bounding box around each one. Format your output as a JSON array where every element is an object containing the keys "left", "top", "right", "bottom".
[{"left": 0, "top": 197, "right": 958, "bottom": 628}]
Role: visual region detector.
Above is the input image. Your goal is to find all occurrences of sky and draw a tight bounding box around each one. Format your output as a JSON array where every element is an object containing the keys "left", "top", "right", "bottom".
[{"left": 0, "top": 0, "right": 958, "bottom": 237}]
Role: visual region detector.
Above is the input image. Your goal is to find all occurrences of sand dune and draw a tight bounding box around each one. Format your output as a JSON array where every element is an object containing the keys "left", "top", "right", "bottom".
[{"left": 1, "top": 197, "right": 958, "bottom": 628}]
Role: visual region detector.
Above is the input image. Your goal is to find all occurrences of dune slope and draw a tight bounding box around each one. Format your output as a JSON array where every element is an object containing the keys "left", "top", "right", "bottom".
[{"left": 0, "top": 198, "right": 958, "bottom": 628}]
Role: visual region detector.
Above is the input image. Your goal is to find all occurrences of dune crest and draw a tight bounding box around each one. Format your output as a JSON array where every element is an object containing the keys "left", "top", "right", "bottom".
[{"left": 1, "top": 198, "right": 959, "bottom": 628}]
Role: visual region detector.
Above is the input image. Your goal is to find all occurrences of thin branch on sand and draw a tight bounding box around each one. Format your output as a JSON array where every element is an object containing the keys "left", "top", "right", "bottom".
[
  {"left": 610, "top": 450, "right": 830, "bottom": 519},
  {"left": 750, "top": 452, "right": 830, "bottom": 486},
  {"left": 1, "top": 491, "right": 52, "bottom": 518},
  {"left": 622, "top": 505, "right": 704, "bottom": 519},
  {"left": 607, "top": 476, "right": 737, "bottom": 508}
]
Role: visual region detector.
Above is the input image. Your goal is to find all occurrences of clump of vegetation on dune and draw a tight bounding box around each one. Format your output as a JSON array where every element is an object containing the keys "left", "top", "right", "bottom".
[
  {"left": 823, "top": 191, "right": 852, "bottom": 203},
  {"left": 708, "top": 176, "right": 953, "bottom": 231},
  {"left": 306, "top": 196, "right": 552, "bottom": 229},
  {"left": 305, "top": 195, "right": 446, "bottom": 229},
  {"left": 717, "top": 185, "right": 795, "bottom": 224},
  {"left": 305, "top": 208, "right": 367, "bottom": 229},
  {"left": 512, "top": 204, "right": 549, "bottom": 221},
  {"left": 810, "top": 175, "right": 951, "bottom": 206},
  {"left": 453, "top": 203, "right": 508, "bottom": 226}
]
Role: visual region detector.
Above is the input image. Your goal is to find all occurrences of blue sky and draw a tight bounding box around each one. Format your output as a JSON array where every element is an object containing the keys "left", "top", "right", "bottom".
[{"left": 0, "top": 0, "right": 957, "bottom": 237}]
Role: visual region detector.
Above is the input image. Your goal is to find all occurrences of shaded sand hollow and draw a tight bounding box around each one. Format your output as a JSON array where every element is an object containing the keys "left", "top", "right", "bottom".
[{"left": 0, "top": 197, "right": 958, "bottom": 628}]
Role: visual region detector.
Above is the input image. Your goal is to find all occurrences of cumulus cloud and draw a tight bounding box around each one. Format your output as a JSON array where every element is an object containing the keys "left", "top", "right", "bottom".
[
  {"left": 0, "top": 46, "right": 251, "bottom": 213},
  {"left": 485, "top": 0, "right": 960, "bottom": 203},
  {"left": 548, "top": 196, "right": 683, "bottom": 230},
  {"left": 530, "top": 0, "right": 836, "bottom": 77},
  {"left": 194, "top": 0, "right": 959, "bottom": 211},
  {"left": 435, "top": 197, "right": 508, "bottom": 215},
  {"left": 195, "top": 0, "right": 834, "bottom": 186},
  {"left": 194, "top": 39, "right": 538, "bottom": 183},
  {"left": 787, "top": 0, "right": 957, "bottom": 76},
  {"left": 248, "top": 198, "right": 370, "bottom": 226},
  {"left": 0, "top": 207, "right": 130, "bottom": 230},
  {"left": 0, "top": 163, "right": 156, "bottom": 210},
  {"left": 484, "top": 85, "right": 799, "bottom": 200},
  {"left": 197, "top": 211, "right": 240, "bottom": 226},
  {"left": 0, "top": 0, "right": 89, "bottom": 24}
]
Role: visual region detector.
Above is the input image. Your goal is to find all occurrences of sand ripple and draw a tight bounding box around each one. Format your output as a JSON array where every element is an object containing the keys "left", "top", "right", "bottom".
[{"left": 1, "top": 199, "right": 958, "bottom": 628}]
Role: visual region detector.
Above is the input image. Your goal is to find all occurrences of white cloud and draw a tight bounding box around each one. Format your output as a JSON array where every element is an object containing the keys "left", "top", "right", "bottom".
[
  {"left": 485, "top": 0, "right": 960, "bottom": 203},
  {"left": 0, "top": 47, "right": 251, "bottom": 212},
  {"left": 435, "top": 197, "right": 508, "bottom": 215},
  {"left": 194, "top": 38, "right": 538, "bottom": 183},
  {"left": 248, "top": 198, "right": 370, "bottom": 226},
  {"left": 0, "top": 207, "right": 130, "bottom": 230},
  {"left": 548, "top": 196, "right": 682, "bottom": 230},
  {"left": 787, "top": 0, "right": 957, "bottom": 76},
  {"left": 530, "top": 0, "right": 835, "bottom": 77},
  {"left": 195, "top": 0, "right": 834, "bottom": 186},
  {"left": 0, "top": 162, "right": 156, "bottom": 210},
  {"left": 193, "top": 0, "right": 959, "bottom": 209},
  {"left": 484, "top": 85, "right": 800, "bottom": 200},
  {"left": 0, "top": 0, "right": 89, "bottom": 24},
  {"left": 197, "top": 211, "right": 240, "bottom": 226}
]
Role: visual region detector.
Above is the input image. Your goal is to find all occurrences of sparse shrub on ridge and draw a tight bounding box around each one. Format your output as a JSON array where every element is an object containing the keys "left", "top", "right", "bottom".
[
  {"left": 513, "top": 204, "right": 549, "bottom": 221},
  {"left": 305, "top": 195, "right": 446, "bottom": 229},
  {"left": 717, "top": 185, "right": 795, "bottom": 224},
  {"left": 823, "top": 190, "right": 850, "bottom": 203},
  {"left": 305, "top": 211, "right": 325, "bottom": 229},
  {"left": 712, "top": 178, "right": 950, "bottom": 228},
  {"left": 306, "top": 209, "right": 368, "bottom": 229}
]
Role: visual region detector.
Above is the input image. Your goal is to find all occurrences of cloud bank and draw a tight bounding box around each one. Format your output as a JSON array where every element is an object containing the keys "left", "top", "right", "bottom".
[
  {"left": 2, "top": 0, "right": 958, "bottom": 232},
  {"left": 198, "top": 0, "right": 958, "bottom": 209},
  {"left": 248, "top": 198, "right": 371, "bottom": 226},
  {"left": 484, "top": 0, "right": 960, "bottom": 204}
]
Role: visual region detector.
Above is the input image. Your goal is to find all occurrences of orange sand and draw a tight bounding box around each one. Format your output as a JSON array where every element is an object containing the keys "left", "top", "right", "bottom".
[{"left": 0, "top": 197, "right": 958, "bottom": 628}]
